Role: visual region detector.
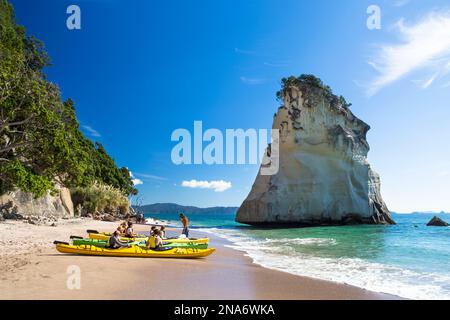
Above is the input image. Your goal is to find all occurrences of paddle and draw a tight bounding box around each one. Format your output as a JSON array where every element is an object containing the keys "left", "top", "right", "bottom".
[
  {"left": 86, "top": 229, "right": 99, "bottom": 234},
  {"left": 70, "top": 235, "right": 83, "bottom": 239},
  {"left": 53, "top": 240, "right": 69, "bottom": 245}
]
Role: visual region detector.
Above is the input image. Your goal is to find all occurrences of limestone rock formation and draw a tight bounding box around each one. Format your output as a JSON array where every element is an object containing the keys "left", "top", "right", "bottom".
[
  {"left": 0, "top": 186, "right": 74, "bottom": 220},
  {"left": 426, "top": 216, "right": 449, "bottom": 227},
  {"left": 236, "top": 75, "right": 395, "bottom": 226}
]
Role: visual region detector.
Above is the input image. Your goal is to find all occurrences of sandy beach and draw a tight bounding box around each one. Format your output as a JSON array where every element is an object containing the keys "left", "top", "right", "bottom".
[{"left": 0, "top": 219, "right": 399, "bottom": 300}]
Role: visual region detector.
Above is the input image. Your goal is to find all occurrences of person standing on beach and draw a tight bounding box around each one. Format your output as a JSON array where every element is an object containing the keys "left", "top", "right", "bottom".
[{"left": 180, "top": 213, "right": 189, "bottom": 238}]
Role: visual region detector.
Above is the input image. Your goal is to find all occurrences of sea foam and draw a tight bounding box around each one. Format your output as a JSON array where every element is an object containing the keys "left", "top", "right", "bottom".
[{"left": 201, "top": 228, "right": 450, "bottom": 300}]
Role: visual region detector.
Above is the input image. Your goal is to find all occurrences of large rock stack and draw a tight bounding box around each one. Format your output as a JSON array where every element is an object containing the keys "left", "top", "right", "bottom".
[{"left": 236, "top": 75, "right": 395, "bottom": 226}]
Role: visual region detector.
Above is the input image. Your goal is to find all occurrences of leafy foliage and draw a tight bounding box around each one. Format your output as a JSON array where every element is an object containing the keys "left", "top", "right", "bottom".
[
  {"left": 338, "top": 95, "right": 352, "bottom": 108},
  {"left": 276, "top": 74, "right": 351, "bottom": 108},
  {"left": 277, "top": 74, "right": 332, "bottom": 100},
  {"left": 0, "top": 160, "right": 54, "bottom": 197},
  {"left": 71, "top": 181, "right": 130, "bottom": 215},
  {"left": 0, "top": 0, "right": 137, "bottom": 198}
]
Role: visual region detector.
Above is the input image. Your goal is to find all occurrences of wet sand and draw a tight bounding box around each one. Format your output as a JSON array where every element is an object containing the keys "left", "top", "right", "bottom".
[{"left": 0, "top": 220, "right": 399, "bottom": 300}]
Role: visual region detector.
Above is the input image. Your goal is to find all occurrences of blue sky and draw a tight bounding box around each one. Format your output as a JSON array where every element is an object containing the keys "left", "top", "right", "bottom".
[{"left": 9, "top": 0, "right": 450, "bottom": 212}]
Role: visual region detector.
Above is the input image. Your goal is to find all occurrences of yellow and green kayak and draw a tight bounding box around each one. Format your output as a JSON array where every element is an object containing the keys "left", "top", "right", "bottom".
[
  {"left": 71, "top": 237, "right": 208, "bottom": 249},
  {"left": 88, "top": 232, "right": 147, "bottom": 242},
  {"left": 54, "top": 242, "right": 215, "bottom": 259},
  {"left": 87, "top": 230, "right": 209, "bottom": 244}
]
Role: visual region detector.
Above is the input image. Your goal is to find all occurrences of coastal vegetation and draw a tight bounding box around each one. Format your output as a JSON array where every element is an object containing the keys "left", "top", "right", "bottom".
[
  {"left": 71, "top": 181, "right": 131, "bottom": 216},
  {"left": 0, "top": 0, "right": 136, "bottom": 215},
  {"left": 276, "top": 74, "right": 352, "bottom": 108}
]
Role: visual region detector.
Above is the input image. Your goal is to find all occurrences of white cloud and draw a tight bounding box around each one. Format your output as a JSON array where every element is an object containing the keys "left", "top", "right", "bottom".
[
  {"left": 129, "top": 171, "right": 143, "bottom": 186},
  {"left": 82, "top": 125, "right": 101, "bottom": 137},
  {"left": 234, "top": 47, "right": 256, "bottom": 55},
  {"left": 411, "top": 71, "right": 439, "bottom": 89},
  {"left": 135, "top": 173, "right": 167, "bottom": 181},
  {"left": 393, "top": 0, "right": 410, "bottom": 7},
  {"left": 128, "top": 171, "right": 167, "bottom": 186},
  {"left": 181, "top": 180, "right": 232, "bottom": 192},
  {"left": 240, "top": 76, "right": 266, "bottom": 85},
  {"left": 367, "top": 10, "right": 450, "bottom": 95},
  {"left": 421, "top": 73, "right": 438, "bottom": 89},
  {"left": 263, "top": 61, "right": 290, "bottom": 68},
  {"left": 438, "top": 170, "right": 450, "bottom": 177}
]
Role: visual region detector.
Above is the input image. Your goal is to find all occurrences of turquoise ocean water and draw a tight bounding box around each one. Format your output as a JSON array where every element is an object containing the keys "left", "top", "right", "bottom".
[{"left": 144, "top": 212, "right": 450, "bottom": 299}]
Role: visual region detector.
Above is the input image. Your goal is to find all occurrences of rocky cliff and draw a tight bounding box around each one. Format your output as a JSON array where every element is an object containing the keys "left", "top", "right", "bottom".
[
  {"left": 0, "top": 186, "right": 74, "bottom": 223},
  {"left": 236, "top": 75, "right": 395, "bottom": 226}
]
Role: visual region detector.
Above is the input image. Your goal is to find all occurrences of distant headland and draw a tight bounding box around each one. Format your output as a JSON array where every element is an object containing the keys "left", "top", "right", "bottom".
[{"left": 135, "top": 203, "right": 238, "bottom": 215}]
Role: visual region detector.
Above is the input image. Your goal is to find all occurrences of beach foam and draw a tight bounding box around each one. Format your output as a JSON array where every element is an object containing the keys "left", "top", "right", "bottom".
[{"left": 201, "top": 228, "right": 450, "bottom": 300}]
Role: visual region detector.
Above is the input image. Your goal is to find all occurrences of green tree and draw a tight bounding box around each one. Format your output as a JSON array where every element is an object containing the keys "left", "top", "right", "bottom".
[{"left": 0, "top": 0, "right": 137, "bottom": 198}]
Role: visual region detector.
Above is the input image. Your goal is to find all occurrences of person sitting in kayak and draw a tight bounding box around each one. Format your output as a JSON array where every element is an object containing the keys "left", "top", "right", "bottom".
[
  {"left": 159, "top": 226, "right": 166, "bottom": 239},
  {"left": 180, "top": 213, "right": 189, "bottom": 238},
  {"left": 125, "top": 221, "right": 135, "bottom": 238},
  {"left": 117, "top": 222, "right": 127, "bottom": 235},
  {"left": 147, "top": 229, "right": 163, "bottom": 249},
  {"left": 109, "top": 231, "right": 131, "bottom": 249}
]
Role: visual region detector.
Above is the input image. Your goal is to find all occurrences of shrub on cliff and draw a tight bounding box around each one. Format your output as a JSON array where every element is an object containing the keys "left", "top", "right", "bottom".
[
  {"left": 71, "top": 181, "right": 130, "bottom": 216},
  {"left": 276, "top": 74, "right": 330, "bottom": 100},
  {"left": 276, "top": 74, "right": 352, "bottom": 109},
  {"left": 0, "top": 0, "right": 137, "bottom": 198}
]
